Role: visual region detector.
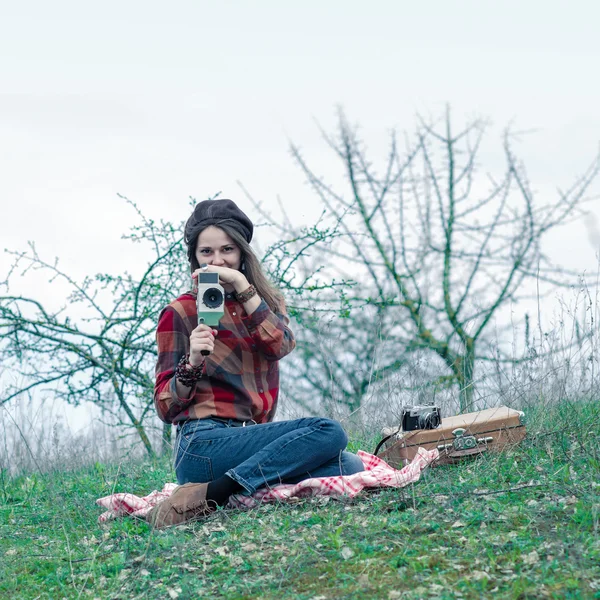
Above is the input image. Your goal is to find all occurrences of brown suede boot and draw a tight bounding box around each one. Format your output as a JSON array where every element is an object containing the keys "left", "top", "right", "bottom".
[{"left": 147, "top": 482, "right": 215, "bottom": 528}]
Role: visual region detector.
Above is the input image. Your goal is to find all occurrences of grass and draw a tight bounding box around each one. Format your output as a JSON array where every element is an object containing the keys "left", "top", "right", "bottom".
[{"left": 1, "top": 400, "right": 600, "bottom": 599}]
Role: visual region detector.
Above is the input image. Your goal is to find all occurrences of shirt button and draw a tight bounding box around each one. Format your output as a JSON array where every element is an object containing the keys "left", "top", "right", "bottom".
[
  {"left": 259, "top": 388, "right": 264, "bottom": 393},
  {"left": 232, "top": 312, "right": 237, "bottom": 316}
]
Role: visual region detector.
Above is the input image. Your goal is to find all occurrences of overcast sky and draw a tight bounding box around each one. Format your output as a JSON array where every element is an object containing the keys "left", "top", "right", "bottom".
[{"left": 1, "top": 0, "right": 600, "bottom": 430}]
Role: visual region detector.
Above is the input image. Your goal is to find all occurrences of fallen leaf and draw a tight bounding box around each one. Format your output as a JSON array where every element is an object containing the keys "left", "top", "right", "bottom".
[
  {"left": 140, "top": 569, "right": 150, "bottom": 577},
  {"left": 523, "top": 550, "right": 540, "bottom": 565},
  {"left": 341, "top": 547, "right": 354, "bottom": 560},
  {"left": 452, "top": 520, "right": 466, "bottom": 528},
  {"left": 241, "top": 543, "right": 257, "bottom": 551}
]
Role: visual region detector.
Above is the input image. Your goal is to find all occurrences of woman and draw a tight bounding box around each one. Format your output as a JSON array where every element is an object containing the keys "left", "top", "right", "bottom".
[{"left": 148, "top": 199, "right": 364, "bottom": 528}]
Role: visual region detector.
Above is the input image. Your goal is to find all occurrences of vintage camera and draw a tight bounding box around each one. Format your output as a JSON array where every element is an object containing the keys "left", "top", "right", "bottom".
[
  {"left": 196, "top": 272, "right": 225, "bottom": 355},
  {"left": 401, "top": 405, "right": 442, "bottom": 431}
]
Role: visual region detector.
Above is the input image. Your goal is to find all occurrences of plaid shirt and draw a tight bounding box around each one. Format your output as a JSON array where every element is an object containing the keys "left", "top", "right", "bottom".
[{"left": 154, "top": 291, "right": 296, "bottom": 424}]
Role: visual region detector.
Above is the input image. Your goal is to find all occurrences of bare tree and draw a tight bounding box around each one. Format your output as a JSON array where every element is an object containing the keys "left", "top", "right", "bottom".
[
  {"left": 245, "top": 108, "right": 600, "bottom": 413},
  {"left": 0, "top": 198, "right": 190, "bottom": 456}
]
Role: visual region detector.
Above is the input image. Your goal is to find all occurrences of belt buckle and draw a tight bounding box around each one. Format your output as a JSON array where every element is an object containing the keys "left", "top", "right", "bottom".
[{"left": 243, "top": 419, "right": 257, "bottom": 427}]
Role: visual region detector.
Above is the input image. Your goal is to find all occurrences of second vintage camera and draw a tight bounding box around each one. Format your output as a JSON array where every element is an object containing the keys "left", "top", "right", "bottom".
[{"left": 401, "top": 405, "right": 442, "bottom": 431}]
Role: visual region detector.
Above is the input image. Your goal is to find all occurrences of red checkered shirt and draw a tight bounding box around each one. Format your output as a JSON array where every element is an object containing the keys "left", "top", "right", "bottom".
[{"left": 154, "top": 291, "right": 296, "bottom": 424}]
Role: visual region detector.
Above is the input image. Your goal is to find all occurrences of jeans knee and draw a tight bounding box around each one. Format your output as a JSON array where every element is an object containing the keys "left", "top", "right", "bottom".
[{"left": 320, "top": 418, "right": 347, "bottom": 451}]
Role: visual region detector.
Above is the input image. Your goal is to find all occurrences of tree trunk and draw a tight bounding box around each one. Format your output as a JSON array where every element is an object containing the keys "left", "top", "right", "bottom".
[
  {"left": 162, "top": 421, "right": 172, "bottom": 456},
  {"left": 112, "top": 378, "right": 155, "bottom": 458},
  {"left": 457, "top": 343, "right": 476, "bottom": 413}
]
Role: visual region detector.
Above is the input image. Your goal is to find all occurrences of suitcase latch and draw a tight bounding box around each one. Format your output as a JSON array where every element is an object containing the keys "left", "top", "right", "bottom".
[
  {"left": 452, "top": 428, "right": 477, "bottom": 451},
  {"left": 436, "top": 429, "right": 495, "bottom": 452}
]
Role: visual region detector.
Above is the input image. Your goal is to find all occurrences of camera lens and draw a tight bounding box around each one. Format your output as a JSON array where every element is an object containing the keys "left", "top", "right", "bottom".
[
  {"left": 418, "top": 413, "right": 432, "bottom": 429},
  {"left": 202, "top": 287, "right": 224, "bottom": 309},
  {"left": 418, "top": 410, "right": 440, "bottom": 430}
]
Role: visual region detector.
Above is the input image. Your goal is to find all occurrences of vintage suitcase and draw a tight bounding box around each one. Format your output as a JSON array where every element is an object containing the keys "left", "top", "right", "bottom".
[{"left": 377, "top": 405, "right": 526, "bottom": 468}]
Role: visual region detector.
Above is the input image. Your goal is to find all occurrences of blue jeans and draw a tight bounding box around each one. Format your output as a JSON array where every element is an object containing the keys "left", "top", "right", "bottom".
[{"left": 174, "top": 417, "right": 365, "bottom": 494}]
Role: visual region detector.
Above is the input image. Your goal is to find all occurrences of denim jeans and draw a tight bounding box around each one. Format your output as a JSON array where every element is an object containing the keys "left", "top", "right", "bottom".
[{"left": 174, "top": 417, "right": 365, "bottom": 494}]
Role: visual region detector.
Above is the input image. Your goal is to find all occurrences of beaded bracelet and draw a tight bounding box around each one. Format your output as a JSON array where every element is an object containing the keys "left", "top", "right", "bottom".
[
  {"left": 235, "top": 284, "right": 258, "bottom": 304},
  {"left": 175, "top": 354, "right": 205, "bottom": 388}
]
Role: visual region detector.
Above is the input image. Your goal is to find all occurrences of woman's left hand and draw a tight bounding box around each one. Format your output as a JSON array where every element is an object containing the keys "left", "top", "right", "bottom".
[{"left": 193, "top": 264, "right": 247, "bottom": 287}]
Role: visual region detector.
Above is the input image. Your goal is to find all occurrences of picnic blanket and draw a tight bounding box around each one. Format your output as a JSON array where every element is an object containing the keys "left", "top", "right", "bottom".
[{"left": 96, "top": 447, "right": 438, "bottom": 523}]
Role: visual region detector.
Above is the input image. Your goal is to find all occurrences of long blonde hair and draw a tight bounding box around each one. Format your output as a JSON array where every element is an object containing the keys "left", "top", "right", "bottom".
[{"left": 188, "top": 224, "right": 285, "bottom": 314}]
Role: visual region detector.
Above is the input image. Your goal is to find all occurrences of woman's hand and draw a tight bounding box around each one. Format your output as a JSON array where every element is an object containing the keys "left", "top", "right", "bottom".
[
  {"left": 189, "top": 323, "right": 218, "bottom": 365},
  {"left": 192, "top": 264, "right": 249, "bottom": 290}
]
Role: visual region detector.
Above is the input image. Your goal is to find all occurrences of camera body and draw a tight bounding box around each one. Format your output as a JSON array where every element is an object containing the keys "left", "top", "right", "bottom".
[
  {"left": 401, "top": 405, "right": 442, "bottom": 432},
  {"left": 196, "top": 272, "right": 225, "bottom": 327}
]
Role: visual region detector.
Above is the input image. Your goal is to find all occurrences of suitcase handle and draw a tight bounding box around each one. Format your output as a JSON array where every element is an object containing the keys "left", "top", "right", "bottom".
[{"left": 443, "top": 445, "right": 489, "bottom": 461}]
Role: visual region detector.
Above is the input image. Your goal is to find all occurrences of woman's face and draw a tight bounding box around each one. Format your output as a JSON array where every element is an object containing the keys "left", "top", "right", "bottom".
[{"left": 195, "top": 226, "right": 242, "bottom": 271}]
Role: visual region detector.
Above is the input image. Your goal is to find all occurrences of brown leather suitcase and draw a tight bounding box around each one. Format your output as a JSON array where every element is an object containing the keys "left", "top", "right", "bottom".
[{"left": 377, "top": 406, "right": 526, "bottom": 468}]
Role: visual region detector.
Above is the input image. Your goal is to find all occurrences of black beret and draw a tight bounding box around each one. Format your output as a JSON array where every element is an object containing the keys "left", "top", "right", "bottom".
[{"left": 184, "top": 199, "right": 254, "bottom": 255}]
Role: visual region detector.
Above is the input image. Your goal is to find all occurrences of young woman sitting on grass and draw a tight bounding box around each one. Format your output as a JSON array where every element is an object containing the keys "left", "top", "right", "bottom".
[{"left": 148, "top": 199, "right": 364, "bottom": 527}]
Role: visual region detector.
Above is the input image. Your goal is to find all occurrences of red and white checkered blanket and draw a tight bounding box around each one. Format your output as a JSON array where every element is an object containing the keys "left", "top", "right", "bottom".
[{"left": 96, "top": 448, "right": 438, "bottom": 522}]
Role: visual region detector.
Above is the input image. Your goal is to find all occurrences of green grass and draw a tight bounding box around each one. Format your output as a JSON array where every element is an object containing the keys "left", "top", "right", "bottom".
[{"left": 1, "top": 400, "right": 600, "bottom": 599}]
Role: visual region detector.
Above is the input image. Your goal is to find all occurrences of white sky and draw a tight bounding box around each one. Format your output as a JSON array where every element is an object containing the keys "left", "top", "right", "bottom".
[{"left": 1, "top": 0, "right": 600, "bottom": 431}]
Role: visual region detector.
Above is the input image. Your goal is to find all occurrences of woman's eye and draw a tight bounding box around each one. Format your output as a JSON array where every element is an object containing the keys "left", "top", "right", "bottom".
[
  {"left": 224, "top": 247, "right": 233, "bottom": 252},
  {"left": 200, "top": 249, "right": 211, "bottom": 254}
]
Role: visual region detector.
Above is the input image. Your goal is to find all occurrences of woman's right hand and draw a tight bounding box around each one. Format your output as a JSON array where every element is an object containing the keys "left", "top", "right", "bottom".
[{"left": 189, "top": 324, "right": 218, "bottom": 365}]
